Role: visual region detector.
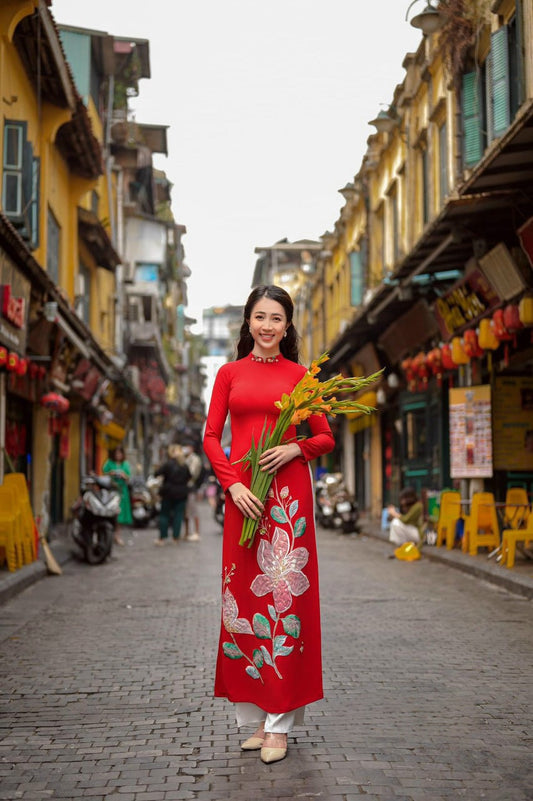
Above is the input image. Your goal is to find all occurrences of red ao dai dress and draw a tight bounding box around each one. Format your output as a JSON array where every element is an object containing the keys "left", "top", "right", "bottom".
[{"left": 203, "top": 353, "right": 334, "bottom": 715}]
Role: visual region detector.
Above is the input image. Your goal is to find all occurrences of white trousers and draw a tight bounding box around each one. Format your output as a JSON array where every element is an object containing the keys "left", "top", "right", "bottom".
[
  {"left": 235, "top": 702, "right": 305, "bottom": 733},
  {"left": 389, "top": 518, "right": 420, "bottom": 545}
]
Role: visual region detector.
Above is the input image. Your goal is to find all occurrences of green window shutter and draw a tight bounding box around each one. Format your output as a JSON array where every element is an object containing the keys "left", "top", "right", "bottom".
[
  {"left": 462, "top": 71, "right": 483, "bottom": 167},
  {"left": 490, "top": 26, "right": 510, "bottom": 139},
  {"left": 349, "top": 250, "right": 363, "bottom": 306}
]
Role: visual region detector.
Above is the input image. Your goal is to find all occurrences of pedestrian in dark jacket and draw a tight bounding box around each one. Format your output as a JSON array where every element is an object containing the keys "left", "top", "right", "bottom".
[{"left": 154, "top": 444, "right": 191, "bottom": 545}]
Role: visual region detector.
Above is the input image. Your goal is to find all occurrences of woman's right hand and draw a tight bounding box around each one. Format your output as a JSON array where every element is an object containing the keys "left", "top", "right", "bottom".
[{"left": 228, "top": 482, "right": 264, "bottom": 520}]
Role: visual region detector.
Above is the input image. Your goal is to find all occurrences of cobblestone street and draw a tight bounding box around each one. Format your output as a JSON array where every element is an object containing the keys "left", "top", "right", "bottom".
[{"left": 0, "top": 500, "right": 531, "bottom": 801}]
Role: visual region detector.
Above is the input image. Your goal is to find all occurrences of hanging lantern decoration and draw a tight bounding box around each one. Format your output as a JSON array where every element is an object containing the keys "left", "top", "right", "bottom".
[
  {"left": 6, "top": 351, "right": 19, "bottom": 372},
  {"left": 478, "top": 318, "right": 499, "bottom": 351},
  {"left": 492, "top": 309, "right": 512, "bottom": 342},
  {"left": 441, "top": 343, "right": 455, "bottom": 370},
  {"left": 15, "top": 357, "right": 28, "bottom": 377},
  {"left": 28, "top": 361, "right": 39, "bottom": 380},
  {"left": 40, "top": 392, "right": 70, "bottom": 414},
  {"left": 412, "top": 351, "right": 429, "bottom": 390},
  {"left": 463, "top": 329, "right": 483, "bottom": 359},
  {"left": 518, "top": 294, "right": 533, "bottom": 326},
  {"left": 451, "top": 336, "right": 470, "bottom": 365},
  {"left": 38, "top": 365, "right": 46, "bottom": 379},
  {"left": 0, "top": 346, "right": 7, "bottom": 370},
  {"left": 401, "top": 357, "right": 416, "bottom": 392},
  {"left": 426, "top": 347, "right": 443, "bottom": 386},
  {"left": 503, "top": 304, "right": 523, "bottom": 334}
]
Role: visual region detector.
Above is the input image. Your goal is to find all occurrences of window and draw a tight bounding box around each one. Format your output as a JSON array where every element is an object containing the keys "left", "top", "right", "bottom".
[
  {"left": 462, "top": 70, "right": 485, "bottom": 167},
  {"left": 349, "top": 250, "right": 364, "bottom": 306},
  {"left": 135, "top": 263, "right": 159, "bottom": 282},
  {"left": 390, "top": 183, "right": 400, "bottom": 264},
  {"left": 47, "top": 209, "right": 60, "bottom": 284},
  {"left": 2, "top": 121, "right": 40, "bottom": 249},
  {"left": 438, "top": 120, "right": 448, "bottom": 206},
  {"left": 75, "top": 263, "right": 91, "bottom": 324},
  {"left": 420, "top": 145, "right": 429, "bottom": 226}
]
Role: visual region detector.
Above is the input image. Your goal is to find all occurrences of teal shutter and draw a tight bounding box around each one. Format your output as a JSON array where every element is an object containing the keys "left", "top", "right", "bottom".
[
  {"left": 350, "top": 250, "right": 363, "bottom": 306},
  {"left": 462, "top": 71, "right": 483, "bottom": 167},
  {"left": 490, "top": 26, "right": 510, "bottom": 139}
]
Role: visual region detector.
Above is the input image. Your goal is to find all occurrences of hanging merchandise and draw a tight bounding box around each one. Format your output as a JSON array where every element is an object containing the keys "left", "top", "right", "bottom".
[
  {"left": 426, "top": 347, "right": 443, "bottom": 385},
  {"left": 463, "top": 329, "right": 483, "bottom": 359},
  {"left": 15, "top": 358, "right": 28, "bottom": 377},
  {"left": 451, "top": 336, "right": 469, "bottom": 365},
  {"left": 478, "top": 318, "right": 499, "bottom": 350},
  {"left": 0, "top": 346, "right": 7, "bottom": 370},
  {"left": 28, "top": 362, "right": 39, "bottom": 380},
  {"left": 412, "top": 351, "right": 429, "bottom": 389},
  {"left": 401, "top": 357, "right": 416, "bottom": 391}
]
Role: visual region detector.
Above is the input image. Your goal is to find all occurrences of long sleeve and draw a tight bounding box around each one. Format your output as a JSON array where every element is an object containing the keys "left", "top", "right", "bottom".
[
  {"left": 203, "top": 366, "right": 241, "bottom": 492},
  {"left": 297, "top": 413, "right": 335, "bottom": 462}
]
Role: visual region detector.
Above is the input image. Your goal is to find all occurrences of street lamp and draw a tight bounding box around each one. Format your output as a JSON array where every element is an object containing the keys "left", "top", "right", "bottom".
[{"left": 405, "top": 0, "right": 444, "bottom": 35}]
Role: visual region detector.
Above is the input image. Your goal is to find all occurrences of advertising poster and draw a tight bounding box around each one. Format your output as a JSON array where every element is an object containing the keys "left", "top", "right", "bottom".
[
  {"left": 493, "top": 376, "right": 533, "bottom": 471},
  {"left": 449, "top": 385, "right": 492, "bottom": 478}
]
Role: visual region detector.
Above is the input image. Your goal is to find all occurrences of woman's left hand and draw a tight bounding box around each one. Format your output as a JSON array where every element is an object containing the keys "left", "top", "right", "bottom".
[{"left": 259, "top": 442, "right": 301, "bottom": 474}]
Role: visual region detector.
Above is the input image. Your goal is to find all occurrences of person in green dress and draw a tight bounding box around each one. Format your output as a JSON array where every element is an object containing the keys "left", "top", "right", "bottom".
[{"left": 102, "top": 445, "right": 133, "bottom": 544}]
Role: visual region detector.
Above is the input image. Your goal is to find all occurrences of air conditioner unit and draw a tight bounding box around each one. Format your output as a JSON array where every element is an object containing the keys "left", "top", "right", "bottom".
[
  {"left": 478, "top": 243, "right": 526, "bottom": 301},
  {"left": 122, "top": 262, "right": 135, "bottom": 284}
]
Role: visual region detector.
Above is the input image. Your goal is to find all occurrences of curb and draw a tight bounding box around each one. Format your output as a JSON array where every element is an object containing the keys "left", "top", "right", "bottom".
[
  {"left": 360, "top": 518, "right": 533, "bottom": 601},
  {"left": 0, "top": 540, "right": 73, "bottom": 606}
]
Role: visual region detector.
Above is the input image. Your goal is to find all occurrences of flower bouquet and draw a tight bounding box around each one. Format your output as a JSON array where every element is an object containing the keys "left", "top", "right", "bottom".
[{"left": 238, "top": 352, "right": 382, "bottom": 548}]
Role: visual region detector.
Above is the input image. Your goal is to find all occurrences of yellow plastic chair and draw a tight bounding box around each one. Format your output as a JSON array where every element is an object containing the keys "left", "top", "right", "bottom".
[
  {"left": 3, "top": 473, "right": 37, "bottom": 564},
  {"left": 501, "top": 509, "right": 533, "bottom": 568},
  {"left": 462, "top": 492, "right": 500, "bottom": 556},
  {"left": 0, "top": 485, "right": 24, "bottom": 571},
  {"left": 503, "top": 487, "right": 530, "bottom": 529},
  {"left": 436, "top": 490, "right": 462, "bottom": 549}
]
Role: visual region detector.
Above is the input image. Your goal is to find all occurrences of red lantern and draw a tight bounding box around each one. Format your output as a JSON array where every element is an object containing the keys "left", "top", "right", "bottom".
[
  {"left": 441, "top": 343, "right": 455, "bottom": 370},
  {"left": 40, "top": 392, "right": 70, "bottom": 413},
  {"left": 38, "top": 366, "right": 46, "bottom": 379},
  {"left": 492, "top": 309, "right": 512, "bottom": 341},
  {"left": 463, "top": 329, "right": 483, "bottom": 359},
  {"left": 28, "top": 362, "right": 39, "bottom": 379},
  {"left": 503, "top": 304, "right": 523, "bottom": 333},
  {"left": 15, "top": 358, "right": 27, "bottom": 377},
  {"left": 426, "top": 347, "right": 442, "bottom": 375},
  {"left": 0, "top": 346, "right": 7, "bottom": 369},
  {"left": 6, "top": 352, "right": 19, "bottom": 372}
]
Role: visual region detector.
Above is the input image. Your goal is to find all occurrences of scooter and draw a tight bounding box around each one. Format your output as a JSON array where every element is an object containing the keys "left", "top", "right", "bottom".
[
  {"left": 129, "top": 474, "right": 161, "bottom": 527},
  {"left": 70, "top": 474, "right": 121, "bottom": 564},
  {"left": 315, "top": 472, "right": 359, "bottom": 534}
]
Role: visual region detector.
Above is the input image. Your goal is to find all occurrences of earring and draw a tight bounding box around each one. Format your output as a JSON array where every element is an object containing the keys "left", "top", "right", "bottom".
[
  {"left": 283, "top": 331, "right": 287, "bottom": 338},
  {"left": 249, "top": 327, "right": 252, "bottom": 333}
]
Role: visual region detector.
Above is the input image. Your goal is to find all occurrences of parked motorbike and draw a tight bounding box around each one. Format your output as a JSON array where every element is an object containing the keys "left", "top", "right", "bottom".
[
  {"left": 315, "top": 472, "right": 359, "bottom": 534},
  {"left": 129, "top": 474, "right": 161, "bottom": 527},
  {"left": 70, "top": 474, "right": 121, "bottom": 564}
]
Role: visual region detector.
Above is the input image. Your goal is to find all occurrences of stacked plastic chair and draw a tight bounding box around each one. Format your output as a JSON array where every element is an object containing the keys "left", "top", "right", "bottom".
[
  {"left": 435, "top": 490, "right": 462, "bottom": 550},
  {"left": 462, "top": 492, "right": 500, "bottom": 556}
]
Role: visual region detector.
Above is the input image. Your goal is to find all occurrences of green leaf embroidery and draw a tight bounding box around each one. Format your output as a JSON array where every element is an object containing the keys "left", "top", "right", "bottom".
[
  {"left": 289, "top": 499, "right": 299, "bottom": 518},
  {"left": 271, "top": 505, "right": 288, "bottom": 523},
  {"left": 253, "top": 648, "right": 264, "bottom": 668},
  {"left": 294, "top": 517, "right": 306, "bottom": 537},
  {"left": 253, "top": 613, "right": 271, "bottom": 639},
  {"left": 260, "top": 645, "right": 274, "bottom": 667},
  {"left": 222, "top": 642, "right": 242, "bottom": 659},
  {"left": 277, "top": 644, "right": 294, "bottom": 657},
  {"left": 282, "top": 614, "right": 301, "bottom": 638},
  {"left": 246, "top": 666, "right": 261, "bottom": 680},
  {"left": 280, "top": 485, "right": 290, "bottom": 499},
  {"left": 268, "top": 604, "right": 277, "bottom": 622}
]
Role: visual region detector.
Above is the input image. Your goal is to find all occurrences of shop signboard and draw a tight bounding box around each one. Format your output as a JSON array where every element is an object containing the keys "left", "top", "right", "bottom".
[
  {"left": 493, "top": 376, "right": 533, "bottom": 471},
  {"left": 434, "top": 268, "right": 500, "bottom": 340},
  {"left": 0, "top": 248, "right": 30, "bottom": 353},
  {"left": 449, "top": 385, "right": 493, "bottom": 478}
]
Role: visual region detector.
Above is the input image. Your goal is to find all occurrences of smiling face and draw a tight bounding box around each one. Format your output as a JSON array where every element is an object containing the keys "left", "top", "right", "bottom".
[{"left": 248, "top": 296, "right": 288, "bottom": 358}]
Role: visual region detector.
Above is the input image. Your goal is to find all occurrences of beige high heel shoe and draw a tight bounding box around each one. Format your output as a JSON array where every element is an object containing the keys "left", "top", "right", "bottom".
[
  {"left": 260, "top": 732, "right": 287, "bottom": 763},
  {"left": 241, "top": 724, "right": 265, "bottom": 751}
]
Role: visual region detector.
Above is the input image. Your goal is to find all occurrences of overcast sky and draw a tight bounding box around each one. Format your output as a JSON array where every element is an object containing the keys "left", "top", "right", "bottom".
[{"left": 51, "top": 0, "right": 421, "bottom": 328}]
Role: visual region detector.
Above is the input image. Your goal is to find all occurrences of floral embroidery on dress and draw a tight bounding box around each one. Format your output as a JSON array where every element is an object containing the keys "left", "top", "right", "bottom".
[{"left": 221, "top": 480, "right": 308, "bottom": 681}]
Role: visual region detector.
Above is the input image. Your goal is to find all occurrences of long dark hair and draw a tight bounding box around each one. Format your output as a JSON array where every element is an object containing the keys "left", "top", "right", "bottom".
[{"left": 236, "top": 285, "right": 300, "bottom": 363}]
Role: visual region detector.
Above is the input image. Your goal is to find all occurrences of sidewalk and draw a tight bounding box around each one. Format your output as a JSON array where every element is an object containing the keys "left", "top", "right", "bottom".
[
  {"left": 360, "top": 513, "right": 533, "bottom": 601},
  {"left": 1, "top": 514, "right": 533, "bottom": 606}
]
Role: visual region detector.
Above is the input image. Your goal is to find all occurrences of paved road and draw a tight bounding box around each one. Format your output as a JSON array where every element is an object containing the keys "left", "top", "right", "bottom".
[{"left": 0, "top": 501, "right": 531, "bottom": 801}]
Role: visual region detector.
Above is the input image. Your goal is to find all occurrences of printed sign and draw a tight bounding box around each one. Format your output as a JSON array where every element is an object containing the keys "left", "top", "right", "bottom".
[{"left": 449, "top": 385, "right": 493, "bottom": 478}]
